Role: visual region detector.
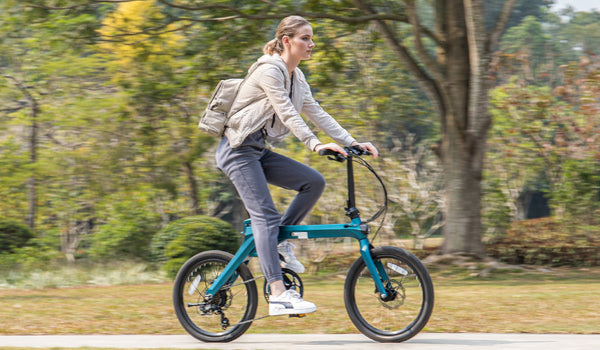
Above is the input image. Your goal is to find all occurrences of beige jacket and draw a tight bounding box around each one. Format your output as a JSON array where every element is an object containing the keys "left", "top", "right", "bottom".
[{"left": 224, "top": 54, "right": 356, "bottom": 150}]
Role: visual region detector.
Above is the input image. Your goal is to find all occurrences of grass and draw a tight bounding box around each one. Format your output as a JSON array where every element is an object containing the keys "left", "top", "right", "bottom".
[
  {"left": 1, "top": 265, "right": 599, "bottom": 336},
  {"left": 0, "top": 262, "right": 169, "bottom": 289}
]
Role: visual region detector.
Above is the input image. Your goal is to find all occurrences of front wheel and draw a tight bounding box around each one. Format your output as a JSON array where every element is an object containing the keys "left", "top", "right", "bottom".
[
  {"left": 172, "top": 250, "right": 258, "bottom": 342},
  {"left": 344, "top": 246, "right": 434, "bottom": 342}
]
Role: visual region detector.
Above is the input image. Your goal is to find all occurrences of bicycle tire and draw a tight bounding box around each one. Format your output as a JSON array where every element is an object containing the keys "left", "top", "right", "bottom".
[
  {"left": 172, "top": 250, "right": 258, "bottom": 342},
  {"left": 344, "top": 246, "right": 434, "bottom": 342}
]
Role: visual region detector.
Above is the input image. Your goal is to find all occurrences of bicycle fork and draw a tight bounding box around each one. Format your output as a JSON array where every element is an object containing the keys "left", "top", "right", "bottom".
[{"left": 358, "top": 238, "right": 391, "bottom": 300}]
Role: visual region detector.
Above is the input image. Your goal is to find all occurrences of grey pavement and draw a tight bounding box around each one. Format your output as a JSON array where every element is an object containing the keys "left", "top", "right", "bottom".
[{"left": 1, "top": 333, "right": 599, "bottom": 349}]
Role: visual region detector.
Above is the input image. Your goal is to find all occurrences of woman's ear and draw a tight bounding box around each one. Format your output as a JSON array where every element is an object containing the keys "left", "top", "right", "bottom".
[{"left": 282, "top": 35, "right": 291, "bottom": 47}]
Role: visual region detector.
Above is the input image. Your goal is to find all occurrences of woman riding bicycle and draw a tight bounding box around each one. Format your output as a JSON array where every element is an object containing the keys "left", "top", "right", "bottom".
[{"left": 216, "top": 15, "right": 378, "bottom": 316}]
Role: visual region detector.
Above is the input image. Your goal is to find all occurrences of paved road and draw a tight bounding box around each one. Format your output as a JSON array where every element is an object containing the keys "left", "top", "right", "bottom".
[{"left": 1, "top": 333, "right": 599, "bottom": 349}]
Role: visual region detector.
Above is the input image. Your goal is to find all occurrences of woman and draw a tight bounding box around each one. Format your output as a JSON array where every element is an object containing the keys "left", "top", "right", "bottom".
[{"left": 216, "top": 15, "right": 378, "bottom": 316}]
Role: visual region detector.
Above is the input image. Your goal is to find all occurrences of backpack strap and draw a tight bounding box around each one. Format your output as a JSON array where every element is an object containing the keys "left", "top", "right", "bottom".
[{"left": 227, "top": 61, "right": 288, "bottom": 119}]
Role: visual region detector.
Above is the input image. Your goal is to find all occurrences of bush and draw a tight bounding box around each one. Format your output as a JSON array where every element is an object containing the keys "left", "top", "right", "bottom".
[
  {"left": 0, "top": 219, "right": 34, "bottom": 254},
  {"left": 486, "top": 217, "right": 600, "bottom": 267},
  {"left": 0, "top": 244, "right": 64, "bottom": 273},
  {"left": 482, "top": 178, "right": 512, "bottom": 239},
  {"left": 550, "top": 158, "right": 600, "bottom": 224},
  {"left": 88, "top": 219, "right": 159, "bottom": 261},
  {"left": 87, "top": 199, "right": 161, "bottom": 261},
  {"left": 151, "top": 216, "right": 240, "bottom": 277}
]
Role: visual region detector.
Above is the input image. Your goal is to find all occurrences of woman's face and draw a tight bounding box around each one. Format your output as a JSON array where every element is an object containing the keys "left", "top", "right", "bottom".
[{"left": 286, "top": 24, "right": 315, "bottom": 61}]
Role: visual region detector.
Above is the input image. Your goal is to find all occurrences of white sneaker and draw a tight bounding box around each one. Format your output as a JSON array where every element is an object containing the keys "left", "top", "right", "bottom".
[
  {"left": 268, "top": 289, "right": 317, "bottom": 316},
  {"left": 278, "top": 241, "right": 306, "bottom": 273}
]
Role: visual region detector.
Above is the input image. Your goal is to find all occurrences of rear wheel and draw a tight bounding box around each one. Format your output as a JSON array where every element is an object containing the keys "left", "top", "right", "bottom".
[
  {"left": 173, "top": 250, "right": 258, "bottom": 342},
  {"left": 344, "top": 246, "right": 434, "bottom": 342}
]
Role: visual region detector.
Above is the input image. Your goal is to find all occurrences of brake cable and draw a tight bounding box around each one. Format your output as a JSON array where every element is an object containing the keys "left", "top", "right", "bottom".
[{"left": 351, "top": 154, "right": 388, "bottom": 240}]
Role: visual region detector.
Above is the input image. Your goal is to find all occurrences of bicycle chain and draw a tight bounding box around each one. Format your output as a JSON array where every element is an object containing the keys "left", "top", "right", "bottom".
[{"left": 214, "top": 274, "right": 306, "bottom": 327}]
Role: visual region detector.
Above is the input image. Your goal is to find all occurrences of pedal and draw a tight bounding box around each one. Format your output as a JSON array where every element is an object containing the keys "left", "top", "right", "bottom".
[{"left": 289, "top": 314, "right": 306, "bottom": 318}]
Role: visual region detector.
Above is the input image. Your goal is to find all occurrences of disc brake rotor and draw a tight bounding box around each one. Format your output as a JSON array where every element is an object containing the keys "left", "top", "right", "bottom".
[{"left": 378, "top": 279, "right": 405, "bottom": 309}]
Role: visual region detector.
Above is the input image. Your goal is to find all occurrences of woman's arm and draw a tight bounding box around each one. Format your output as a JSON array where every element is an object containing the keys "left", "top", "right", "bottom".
[{"left": 301, "top": 91, "right": 356, "bottom": 147}]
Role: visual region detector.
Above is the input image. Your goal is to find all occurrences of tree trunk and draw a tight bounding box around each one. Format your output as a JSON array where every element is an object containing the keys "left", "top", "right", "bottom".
[
  {"left": 183, "top": 161, "right": 200, "bottom": 215},
  {"left": 436, "top": 0, "right": 487, "bottom": 257},
  {"left": 320, "top": 0, "right": 516, "bottom": 257},
  {"left": 4, "top": 74, "right": 39, "bottom": 230},
  {"left": 26, "top": 105, "right": 38, "bottom": 230},
  {"left": 440, "top": 120, "right": 486, "bottom": 256}
]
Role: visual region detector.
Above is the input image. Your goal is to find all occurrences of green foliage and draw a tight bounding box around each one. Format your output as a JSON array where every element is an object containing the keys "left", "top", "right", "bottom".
[
  {"left": 0, "top": 222, "right": 63, "bottom": 272},
  {"left": 557, "top": 10, "right": 600, "bottom": 56},
  {"left": 151, "top": 216, "right": 240, "bottom": 277},
  {"left": 485, "top": 0, "right": 553, "bottom": 29},
  {"left": 0, "top": 242, "right": 63, "bottom": 273},
  {"left": 486, "top": 218, "right": 600, "bottom": 267},
  {"left": 481, "top": 177, "right": 513, "bottom": 239},
  {"left": 0, "top": 219, "right": 34, "bottom": 254},
  {"left": 487, "top": 55, "right": 600, "bottom": 223},
  {"left": 551, "top": 158, "right": 600, "bottom": 224},
  {"left": 2, "top": 0, "right": 600, "bottom": 268},
  {"left": 500, "top": 16, "right": 553, "bottom": 78},
  {"left": 87, "top": 193, "right": 162, "bottom": 261},
  {"left": 304, "top": 21, "right": 436, "bottom": 145}
]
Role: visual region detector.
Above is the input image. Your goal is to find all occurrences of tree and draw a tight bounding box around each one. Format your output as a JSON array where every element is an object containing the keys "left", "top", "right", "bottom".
[
  {"left": 26, "top": 0, "right": 540, "bottom": 257},
  {"left": 97, "top": 0, "right": 212, "bottom": 215},
  {"left": 1, "top": 74, "right": 39, "bottom": 230},
  {"left": 0, "top": 0, "right": 102, "bottom": 231},
  {"left": 499, "top": 16, "right": 554, "bottom": 83},
  {"left": 488, "top": 55, "right": 600, "bottom": 224}
]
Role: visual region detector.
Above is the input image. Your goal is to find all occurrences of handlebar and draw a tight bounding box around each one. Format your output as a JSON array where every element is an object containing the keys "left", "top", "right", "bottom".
[
  {"left": 318, "top": 145, "right": 372, "bottom": 162},
  {"left": 317, "top": 144, "right": 386, "bottom": 227}
]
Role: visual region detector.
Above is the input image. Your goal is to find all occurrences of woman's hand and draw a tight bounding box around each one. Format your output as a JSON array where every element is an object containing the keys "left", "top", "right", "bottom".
[
  {"left": 314, "top": 143, "right": 348, "bottom": 157},
  {"left": 351, "top": 141, "right": 379, "bottom": 159}
]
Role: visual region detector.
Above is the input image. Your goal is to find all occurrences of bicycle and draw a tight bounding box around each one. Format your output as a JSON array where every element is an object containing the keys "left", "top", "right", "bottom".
[{"left": 172, "top": 146, "right": 434, "bottom": 343}]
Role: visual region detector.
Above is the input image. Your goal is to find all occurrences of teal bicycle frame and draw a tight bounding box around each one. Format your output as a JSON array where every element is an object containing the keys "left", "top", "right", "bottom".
[{"left": 204, "top": 147, "right": 391, "bottom": 300}]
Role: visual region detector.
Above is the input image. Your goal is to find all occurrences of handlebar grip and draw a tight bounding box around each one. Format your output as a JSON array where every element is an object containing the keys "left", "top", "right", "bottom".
[
  {"left": 317, "top": 149, "right": 339, "bottom": 156},
  {"left": 318, "top": 148, "right": 346, "bottom": 162},
  {"left": 318, "top": 146, "right": 372, "bottom": 161},
  {"left": 348, "top": 145, "right": 372, "bottom": 156}
]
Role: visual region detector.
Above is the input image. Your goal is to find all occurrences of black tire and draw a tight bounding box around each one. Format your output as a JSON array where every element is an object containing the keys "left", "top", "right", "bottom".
[
  {"left": 344, "top": 246, "right": 434, "bottom": 342},
  {"left": 172, "top": 250, "right": 258, "bottom": 342}
]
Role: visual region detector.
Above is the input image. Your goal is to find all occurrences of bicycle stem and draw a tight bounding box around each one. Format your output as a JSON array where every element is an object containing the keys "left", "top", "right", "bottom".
[{"left": 345, "top": 153, "right": 360, "bottom": 220}]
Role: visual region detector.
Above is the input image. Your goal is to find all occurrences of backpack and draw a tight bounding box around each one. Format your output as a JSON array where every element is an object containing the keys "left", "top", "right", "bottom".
[
  {"left": 198, "top": 62, "right": 280, "bottom": 137},
  {"left": 198, "top": 78, "right": 243, "bottom": 136}
]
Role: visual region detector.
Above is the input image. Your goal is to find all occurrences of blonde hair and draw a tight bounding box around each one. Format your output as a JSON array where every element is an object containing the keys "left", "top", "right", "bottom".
[{"left": 263, "top": 15, "right": 311, "bottom": 55}]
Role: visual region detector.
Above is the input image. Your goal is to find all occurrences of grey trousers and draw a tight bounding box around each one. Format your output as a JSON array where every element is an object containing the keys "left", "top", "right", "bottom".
[{"left": 216, "top": 131, "right": 326, "bottom": 284}]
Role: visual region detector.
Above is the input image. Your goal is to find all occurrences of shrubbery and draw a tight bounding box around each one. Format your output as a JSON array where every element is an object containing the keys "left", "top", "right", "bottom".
[
  {"left": 88, "top": 217, "right": 159, "bottom": 261},
  {"left": 486, "top": 217, "right": 600, "bottom": 267},
  {"left": 0, "top": 220, "right": 63, "bottom": 273},
  {"left": 151, "top": 215, "right": 240, "bottom": 277},
  {"left": 0, "top": 219, "right": 34, "bottom": 254},
  {"left": 83, "top": 194, "right": 163, "bottom": 261}
]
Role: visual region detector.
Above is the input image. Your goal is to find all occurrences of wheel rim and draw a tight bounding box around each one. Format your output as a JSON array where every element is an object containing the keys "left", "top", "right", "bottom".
[{"left": 350, "top": 254, "right": 427, "bottom": 336}]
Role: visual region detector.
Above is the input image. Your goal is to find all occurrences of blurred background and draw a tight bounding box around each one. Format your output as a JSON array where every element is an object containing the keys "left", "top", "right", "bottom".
[{"left": 1, "top": 0, "right": 598, "bottom": 287}]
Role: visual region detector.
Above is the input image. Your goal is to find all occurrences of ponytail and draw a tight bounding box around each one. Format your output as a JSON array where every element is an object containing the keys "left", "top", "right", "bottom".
[
  {"left": 263, "top": 38, "right": 284, "bottom": 55},
  {"left": 263, "top": 15, "right": 311, "bottom": 56}
]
